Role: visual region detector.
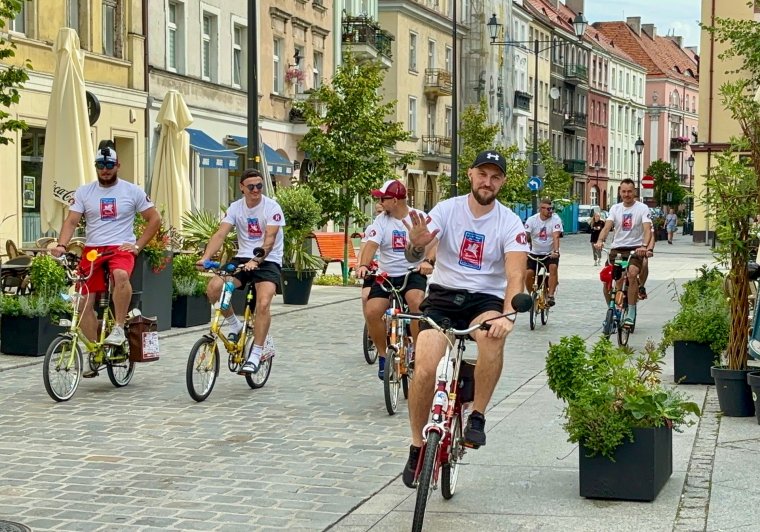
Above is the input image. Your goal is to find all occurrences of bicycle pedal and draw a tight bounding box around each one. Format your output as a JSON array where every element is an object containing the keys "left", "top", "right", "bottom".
[
  {"left": 463, "top": 441, "right": 481, "bottom": 450},
  {"left": 82, "top": 370, "right": 99, "bottom": 379}
]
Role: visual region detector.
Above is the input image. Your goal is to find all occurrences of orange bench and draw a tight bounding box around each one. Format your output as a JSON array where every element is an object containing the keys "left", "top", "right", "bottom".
[{"left": 311, "top": 231, "right": 358, "bottom": 274}]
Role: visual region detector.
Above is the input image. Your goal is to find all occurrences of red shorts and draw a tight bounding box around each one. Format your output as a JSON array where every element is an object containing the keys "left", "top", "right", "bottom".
[{"left": 78, "top": 246, "right": 136, "bottom": 293}]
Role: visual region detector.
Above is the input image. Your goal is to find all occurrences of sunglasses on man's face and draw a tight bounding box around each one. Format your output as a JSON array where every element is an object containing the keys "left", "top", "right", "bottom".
[
  {"left": 244, "top": 183, "right": 264, "bottom": 191},
  {"left": 95, "top": 161, "right": 116, "bottom": 170}
]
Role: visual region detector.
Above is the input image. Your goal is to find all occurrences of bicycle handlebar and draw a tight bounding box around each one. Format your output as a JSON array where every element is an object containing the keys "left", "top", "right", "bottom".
[
  {"left": 54, "top": 249, "right": 115, "bottom": 282},
  {"left": 396, "top": 293, "right": 532, "bottom": 335},
  {"left": 203, "top": 247, "right": 265, "bottom": 273},
  {"left": 366, "top": 266, "right": 420, "bottom": 293}
]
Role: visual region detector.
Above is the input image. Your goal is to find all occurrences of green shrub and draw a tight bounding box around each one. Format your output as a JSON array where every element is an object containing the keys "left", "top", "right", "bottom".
[
  {"left": 314, "top": 274, "right": 349, "bottom": 286},
  {"left": 171, "top": 254, "right": 208, "bottom": 298},
  {"left": 29, "top": 254, "right": 67, "bottom": 296}
]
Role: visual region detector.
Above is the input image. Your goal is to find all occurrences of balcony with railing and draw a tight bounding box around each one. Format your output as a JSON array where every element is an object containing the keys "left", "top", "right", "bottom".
[
  {"left": 424, "top": 69, "right": 453, "bottom": 99},
  {"left": 564, "top": 64, "right": 588, "bottom": 84},
  {"left": 670, "top": 137, "right": 689, "bottom": 152},
  {"left": 514, "top": 90, "right": 532, "bottom": 114},
  {"left": 563, "top": 112, "right": 587, "bottom": 131},
  {"left": 563, "top": 159, "right": 587, "bottom": 174},
  {"left": 341, "top": 16, "right": 394, "bottom": 67},
  {"left": 420, "top": 135, "right": 452, "bottom": 159}
]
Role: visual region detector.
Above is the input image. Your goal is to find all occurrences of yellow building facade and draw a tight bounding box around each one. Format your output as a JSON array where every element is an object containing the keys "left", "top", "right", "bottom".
[
  {"left": 693, "top": 0, "right": 748, "bottom": 242},
  {"left": 1, "top": 0, "right": 146, "bottom": 245}
]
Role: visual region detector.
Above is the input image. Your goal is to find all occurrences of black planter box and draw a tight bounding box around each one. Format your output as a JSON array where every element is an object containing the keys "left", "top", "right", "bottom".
[
  {"left": 281, "top": 269, "right": 315, "bottom": 305},
  {"left": 0, "top": 315, "right": 66, "bottom": 356},
  {"left": 711, "top": 366, "right": 755, "bottom": 417},
  {"left": 130, "top": 254, "right": 172, "bottom": 331},
  {"left": 579, "top": 426, "right": 672, "bottom": 502},
  {"left": 674, "top": 341, "right": 716, "bottom": 384},
  {"left": 171, "top": 295, "right": 211, "bottom": 328}
]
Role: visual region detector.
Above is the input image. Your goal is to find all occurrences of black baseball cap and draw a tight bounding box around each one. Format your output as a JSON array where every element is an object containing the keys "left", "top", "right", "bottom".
[{"left": 470, "top": 150, "right": 506, "bottom": 175}]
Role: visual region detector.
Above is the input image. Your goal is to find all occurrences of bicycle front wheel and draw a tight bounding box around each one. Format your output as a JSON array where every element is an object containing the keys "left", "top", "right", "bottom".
[
  {"left": 602, "top": 308, "right": 614, "bottom": 338},
  {"left": 186, "top": 337, "right": 220, "bottom": 402},
  {"left": 384, "top": 350, "right": 401, "bottom": 415},
  {"left": 618, "top": 318, "right": 631, "bottom": 346},
  {"left": 363, "top": 323, "right": 377, "bottom": 364},
  {"left": 529, "top": 291, "right": 538, "bottom": 330},
  {"left": 441, "top": 412, "right": 464, "bottom": 499},
  {"left": 106, "top": 346, "right": 135, "bottom": 387},
  {"left": 412, "top": 430, "right": 442, "bottom": 532},
  {"left": 541, "top": 303, "right": 549, "bottom": 325},
  {"left": 43, "top": 336, "right": 83, "bottom": 402},
  {"left": 245, "top": 357, "right": 272, "bottom": 389}
]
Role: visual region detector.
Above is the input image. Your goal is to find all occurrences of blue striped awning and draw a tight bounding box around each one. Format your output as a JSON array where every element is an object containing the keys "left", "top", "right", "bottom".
[
  {"left": 227, "top": 135, "right": 294, "bottom": 175},
  {"left": 187, "top": 128, "right": 239, "bottom": 169}
]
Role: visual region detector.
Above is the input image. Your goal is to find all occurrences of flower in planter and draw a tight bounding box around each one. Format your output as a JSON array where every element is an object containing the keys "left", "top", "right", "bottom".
[
  {"left": 285, "top": 67, "right": 306, "bottom": 86},
  {"left": 135, "top": 212, "right": 177, "bottom": 273},
  {"left": 172, "top": 253, "right": 209, "bottom": 298}
]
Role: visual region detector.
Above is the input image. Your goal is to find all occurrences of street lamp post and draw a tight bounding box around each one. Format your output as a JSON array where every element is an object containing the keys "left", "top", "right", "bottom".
[
  {"left": 634, "top": 137, "right": 644, "bottom": 199},
  {"left": 593, "top": 160, "right": 601, "bottom": 207},
  {"left": 686, "top": 154, "right": 694, "bottom": 236},
  {"left": 487, "top": 12, "right": 588, "bottom": 213}
]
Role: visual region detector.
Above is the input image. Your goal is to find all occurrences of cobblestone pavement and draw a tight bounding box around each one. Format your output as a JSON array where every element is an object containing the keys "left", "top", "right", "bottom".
[{"left": 0, "top": 234, "right": 717, "bottom": 531}]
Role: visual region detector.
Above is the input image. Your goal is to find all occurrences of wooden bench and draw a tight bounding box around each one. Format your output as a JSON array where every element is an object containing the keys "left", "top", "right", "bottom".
[{"left": 311, "top": 231, "right": 358, "bottom": 274}]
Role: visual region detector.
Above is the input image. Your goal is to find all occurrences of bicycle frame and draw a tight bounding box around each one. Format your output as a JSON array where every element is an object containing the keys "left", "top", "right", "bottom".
[{"left": 203, "top": 267, "right": 256, "bottom": 367}]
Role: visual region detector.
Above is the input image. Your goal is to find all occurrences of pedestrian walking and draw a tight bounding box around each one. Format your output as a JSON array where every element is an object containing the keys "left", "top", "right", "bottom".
[
  {"left": 589, "top": 212, "right": 605, "bottom": 266},
  {"left": 665, "top": 208, "right": 677, "bottom": 244}
]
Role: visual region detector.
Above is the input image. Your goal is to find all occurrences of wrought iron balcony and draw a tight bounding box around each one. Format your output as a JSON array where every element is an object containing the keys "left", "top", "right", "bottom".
[
  {"left": 514, "top": 90, "right": 532, "bottom": 113},
  {"left": 564, "top": 64, "right": 589, "bottom": 85},
  {"left": 670, "top": 137, "right": 689, "bottom": 151},
  {"left": 420, "top": 135, "right": 452, "bottom": 159},
  {"left": 341, "top": 16, "right": 394, "bottom": 66},
  {"left": 563, "top": 112, "right": 587, "bottom": 131},
  {"left": 424, "top": 69, "right": 453, "bottom": 99},
  {"left": 563, "top": 159, "right": 587, "bottom": 174}
]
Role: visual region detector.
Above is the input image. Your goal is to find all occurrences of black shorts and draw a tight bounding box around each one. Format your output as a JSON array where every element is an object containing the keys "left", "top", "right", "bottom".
[
  {"left": 418, "top": 284, "right": 504, "bottom": 332},
  {"left": 367, "top": 271, "right": 428, "bottom": 300},
  {"left": 609, "top": 247, "right": 643, "bottom": 271},
  {"left": 231, "top": 258, "right": 282, "bottom": 289},
  {"left": 362, "top": 276, "right": 374, "bottom": 289},
  {"left": 527, "top": 254, "right": 559, "bottom": 272}
]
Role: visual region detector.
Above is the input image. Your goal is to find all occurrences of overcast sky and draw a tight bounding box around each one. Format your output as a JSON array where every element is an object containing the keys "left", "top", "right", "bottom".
[{"left": 583, "top": 0, "right": 702, "bottom": 49}]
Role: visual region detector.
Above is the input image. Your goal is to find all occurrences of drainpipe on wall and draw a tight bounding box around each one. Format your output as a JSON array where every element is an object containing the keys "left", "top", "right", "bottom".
[
  {"left": 705, "top": 0, "right": 716, "bottom": 246},
  {"left": 143, "top": 0, "right": 151, "bottom": 189}
]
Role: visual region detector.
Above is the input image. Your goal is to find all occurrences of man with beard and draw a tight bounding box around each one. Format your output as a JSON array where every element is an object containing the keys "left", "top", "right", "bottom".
[
  {"left": 399, "top": 150, "right": 528, "bottom": 487},
  {"left": 356, "top": 181, "right": 432, "bottom": 381},
  {"left": 52, "top": 142, "right": 161, "bottom": 372}
]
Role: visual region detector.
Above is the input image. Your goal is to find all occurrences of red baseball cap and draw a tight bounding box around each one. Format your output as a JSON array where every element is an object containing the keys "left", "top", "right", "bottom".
[{"left": 371, "top": 180, "right": 407, "bottom": 199}]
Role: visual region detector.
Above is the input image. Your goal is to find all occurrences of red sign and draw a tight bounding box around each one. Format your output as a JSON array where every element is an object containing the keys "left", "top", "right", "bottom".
[{"left": 641, "top": 175, "right": 655, "bottom": 189}]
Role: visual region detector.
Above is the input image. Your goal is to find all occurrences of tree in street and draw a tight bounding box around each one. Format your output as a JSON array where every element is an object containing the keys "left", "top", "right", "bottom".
[
  {"left": 645, "top": 160, "right": 686, "bottom": 209},
  {"left": 0, "top": 0, "right": 31, "bottom": 145}
]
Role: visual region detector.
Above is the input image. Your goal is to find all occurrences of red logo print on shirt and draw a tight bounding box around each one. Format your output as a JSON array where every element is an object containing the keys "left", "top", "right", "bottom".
[
  {"left": 539, "top": 227, "right": 548, "bottom": 241},
  {"left": 273, "top": 213, "right": 282, "bottom": 222},
  {"left": 100, "top": 198, "right": 117, "bottom": 220},
  {"left": 368, "top": 229, "right": 377, "bottom": 237},
  {"left": 247, "top": 217, "right": 262, "bottom": 238},
  {"left": 391, "top": 230, "right": 407, "bottom": 252},
  {"left": 622, "top": 213, "right": 633, "bottom": 231},
  {"left": 458, "top": 231, "right": 484, "bottom": 270},
  {"left": 516, "top": 232, "right": 527, "bottom": 245}
]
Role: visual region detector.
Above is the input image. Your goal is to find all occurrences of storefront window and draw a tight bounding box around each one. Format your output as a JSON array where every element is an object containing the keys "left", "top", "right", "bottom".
[{"left": 20, "top": 129, "right": 46, "bottom": 244}]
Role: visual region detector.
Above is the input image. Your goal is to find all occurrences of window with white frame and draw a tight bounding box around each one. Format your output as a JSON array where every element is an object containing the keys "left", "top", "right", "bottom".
[
  {"left": 201, "top": 12, "right": 218, "bottom": 81},
  {"left": 409, "top": 32, "right": 418, "bottom": 72},
  {"left": 167, "top": 2, "right": 179, "bottom": 71},
  {"left": 103, "top": 0, "right": 117, "bottom": 56},
  {"left": 445, "top": 106, "right": 452, "bottom": 138},
  {"left": 428, "top": 39, "right": 436, "bottom": 69},
  {"left": 408, "top": 96, "right": 417, "bottom": 137},
  {"left": 313, "top": 51, "right": 323, "bottom": 89},
  {"left": 10, "top": 0, "right": 26, "bottom": 33},
  {"left": 273, "top": 38, "right": 283, "bottom": 93},
  {"left": 67, "top": 0, "right": 79, "bottom": 34},
  {"left": 445, "top": 45, "right": 452, "bottom": 74},
  {"left": 232, "top": 24, "right": 246, "bottom": 89}
]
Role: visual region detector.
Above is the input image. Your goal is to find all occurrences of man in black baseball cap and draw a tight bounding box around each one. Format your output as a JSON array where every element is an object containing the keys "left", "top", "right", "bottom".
[{"left": 470, "top": 149, "right": 507, "bottom": 176}]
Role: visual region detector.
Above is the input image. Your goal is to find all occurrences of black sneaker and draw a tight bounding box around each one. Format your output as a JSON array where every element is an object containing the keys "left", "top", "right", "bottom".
[
  {"left": 638, "top": 286, "right": 648, "bottom": 300},
  {"left": 547, "top": 295, "right": 556, "bottom": 307},
  {"left": 402, "top": 445, "right": 421, "bottom": 488},
  {"left": 464, "top": 411, "right": 486, "bottom": 448}
]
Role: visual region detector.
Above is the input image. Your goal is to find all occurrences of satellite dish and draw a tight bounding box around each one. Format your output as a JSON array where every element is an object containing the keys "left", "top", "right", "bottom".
[{"left": 549, "top": 87, "right": 560, "bottom": 100}]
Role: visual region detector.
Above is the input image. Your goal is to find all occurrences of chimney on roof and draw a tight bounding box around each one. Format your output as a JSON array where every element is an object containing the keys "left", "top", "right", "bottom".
[
  {"left": 642, "top": 23, "right": 657, "bottom": 39},
  {"left": 565, "top": 0, "right": 585, "bottom": 16},
  {"left": 670, "top": 35, "right": 683, "bottom": 48},
  {"left": 626, "top": 17, "right": 642, "bottom": 36}
]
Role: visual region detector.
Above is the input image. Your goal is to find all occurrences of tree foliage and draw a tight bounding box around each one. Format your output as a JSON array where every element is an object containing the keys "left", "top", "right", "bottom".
[
  {"left": 645, "top": 160, "right": 686, "bottom": 209},
  {"left": 295, "top": 53, "right": 413, "bottom": 283},
  {"left": 0, "top": 0, "right": 31, "bottom": 145},
  {"left": 441, "top": 99, "right": 572, "bottom": 207}
]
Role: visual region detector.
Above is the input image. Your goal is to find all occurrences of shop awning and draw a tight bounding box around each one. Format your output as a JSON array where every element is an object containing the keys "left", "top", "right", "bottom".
[
  {"left": 227, "top": 135, "right": 294, "bottom": 175},
  {"left": 187, "top": 128, "right": 239, "bottom": 169}
]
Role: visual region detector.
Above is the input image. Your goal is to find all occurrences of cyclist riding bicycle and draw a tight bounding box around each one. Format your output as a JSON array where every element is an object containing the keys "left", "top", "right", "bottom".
[
  {"left": 51, "top": 141, "right": 161, "bottom": 375},
  {"left": 197, "top": 168, "right": 285, "bottom": 374},
  {"left": 357, "top": 180, "right": 432, "bottom": 381},
  {"left": 524, "top": 197, "right": 562, "bottom": 306},
  {"left": 594, "top": 178, "right": 653, "bottom": 326},
  {"left": 401, "top": 150, "right": 528, "bottom": 487},
  {"left": 358, "top": 202, "right": 385, "bottom": 311}
]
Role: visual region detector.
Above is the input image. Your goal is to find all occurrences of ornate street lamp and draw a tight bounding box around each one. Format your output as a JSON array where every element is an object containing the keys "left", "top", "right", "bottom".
[
  {"left": 487, "top": 11, "right": 587, "bottom": 212},
  {"left": 634, "top": 137, "right": 645, "bottom": 197}
]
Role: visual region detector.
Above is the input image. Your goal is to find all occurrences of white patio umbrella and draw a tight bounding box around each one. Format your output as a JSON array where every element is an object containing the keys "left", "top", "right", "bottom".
[
  {"left": 40, "top": 28, "right": 95, "bottom": 234},
  {"left": 150, "top": 90, "right": 193, "bottom": 231}
]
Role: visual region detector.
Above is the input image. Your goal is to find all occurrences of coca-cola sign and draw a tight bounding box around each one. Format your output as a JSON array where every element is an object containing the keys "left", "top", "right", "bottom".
[{"left": 52, "top": 180, "right": 76, "bottom": 206}]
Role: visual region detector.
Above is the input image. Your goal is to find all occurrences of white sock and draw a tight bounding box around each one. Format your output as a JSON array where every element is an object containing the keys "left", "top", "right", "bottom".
[
  {"left": 248, "top": 344, "right": 263, "bottom": 365},
  {"left": 226, "top": 315, "right": 243, "bottom": 333}
]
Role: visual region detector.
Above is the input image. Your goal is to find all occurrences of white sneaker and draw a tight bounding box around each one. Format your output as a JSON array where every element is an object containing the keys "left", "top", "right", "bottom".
[{"left": 104, "top": 326, "right": 126, "bottom": 345}]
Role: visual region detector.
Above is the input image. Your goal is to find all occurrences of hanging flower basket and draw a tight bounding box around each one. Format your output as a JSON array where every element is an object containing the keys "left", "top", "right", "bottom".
[{"left": 285, "top": 67, "right": 305, "bottom": 86}]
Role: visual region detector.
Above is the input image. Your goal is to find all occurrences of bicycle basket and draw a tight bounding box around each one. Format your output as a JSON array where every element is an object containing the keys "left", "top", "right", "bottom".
[{"left": 457, "top": 360, "right": 476, "bottom": 404}]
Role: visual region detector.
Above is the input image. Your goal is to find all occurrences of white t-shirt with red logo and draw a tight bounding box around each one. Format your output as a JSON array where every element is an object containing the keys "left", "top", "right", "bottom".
[
  {"left": 608, "top": 201, "right": 652, "bottom": 248},
  {"left": 427, "top": 195, "right": 529, "bottom": 298},
  {"left": 70, "top": 179, "right": 154, "bottom": 246},
  {"left": 366, "top": 209, "right": 425, "bottom": 277},
  {"left": 524, "top": 213, "right": 563, "bottom": 255},
  {"left": 223, "top": 196, "right": 285, "bottom": 265}
]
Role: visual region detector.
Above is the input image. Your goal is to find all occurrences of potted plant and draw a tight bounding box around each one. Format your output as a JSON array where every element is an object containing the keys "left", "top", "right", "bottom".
[
  {"left": 0, "top": 254, "right": 69, "bottom": 356},
  {"left": 130, "top": 213, "right": 175, "bottom": 331},
  {"left": 170, "top": 253, "right": 210, "bottom": 328},
  {"left": 180, "top": 209, "right": 237, "bottom": 263},
  {"left": 275, "top": 185, "right": 324, "bottom": 305},
  {"left": 661, "top": 266, "right": 729, "bottom": 384},
  {"left": 546, "top": 336, "right": 700, "bottom": 501}
]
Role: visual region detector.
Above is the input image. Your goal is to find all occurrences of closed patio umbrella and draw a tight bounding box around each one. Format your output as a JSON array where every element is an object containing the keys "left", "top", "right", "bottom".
[
  {"left": 150, "top": 90, "right": 193, "bottom": 231},
  {"left": 40, "top": 28, "right": 95, "bottom": 234}
]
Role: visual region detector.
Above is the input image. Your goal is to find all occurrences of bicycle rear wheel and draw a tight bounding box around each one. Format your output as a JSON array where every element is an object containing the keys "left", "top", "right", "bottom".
[
  {"left": 186, "top": 337, "right": 220, "bottom": 402},
  {"left": 441, "top": 412, "right": 464, "bottom": 499},
  {"left": 618, "top": 317, "right": 631, "bottom": 346},
  {"left": 412, "top": 430, "right": 441, "bottom": 532},
  {"left": 43, "top": 336, "right": 83, "bottom": 402},
  {"left": 529, "top": 291, "right": 538, "bottom": 330},
  {"left": 363, "top": 323, "right": 377, "bottom": 364},
  {"left": 541, "top": 303, "right": 549, "bottom": 325},
  {"left": 106, "top": 346, "right": 135, "bottom": 387},
  {"left": 602, "top": 308, "right": 614, "bottom": 339},
  {"left": 384, "top": 348, "right": 401, "bottom": 415}
]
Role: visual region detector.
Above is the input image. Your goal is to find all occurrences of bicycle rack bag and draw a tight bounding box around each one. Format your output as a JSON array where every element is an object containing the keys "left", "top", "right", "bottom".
[{"left": 126, "top": 315, "right": 159, "bottom": 363}]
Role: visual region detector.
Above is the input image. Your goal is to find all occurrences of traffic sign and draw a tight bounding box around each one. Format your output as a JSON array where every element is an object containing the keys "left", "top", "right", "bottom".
[
  {"left": 641, "top": 175, "right": 655, "bottom": 189},
  {"left": 527, "top": 176, "right": 543, "bottom": 192}
]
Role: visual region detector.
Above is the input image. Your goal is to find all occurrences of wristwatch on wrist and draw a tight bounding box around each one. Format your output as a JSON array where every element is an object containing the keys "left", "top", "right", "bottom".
[
  {"left": 422, "top": 257, "right": 436, "bottom": 267},
  {"left": 56, "top": 244, "right": 67, "bottom": 250}
]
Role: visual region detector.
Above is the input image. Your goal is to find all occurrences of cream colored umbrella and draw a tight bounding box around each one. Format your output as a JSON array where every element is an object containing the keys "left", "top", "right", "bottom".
[
  {"left": 150, "top": 90, "right": 193, "bottom": 230},
  {"left": 40, "top": 28, "right": 95, "bottom": 234}
]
